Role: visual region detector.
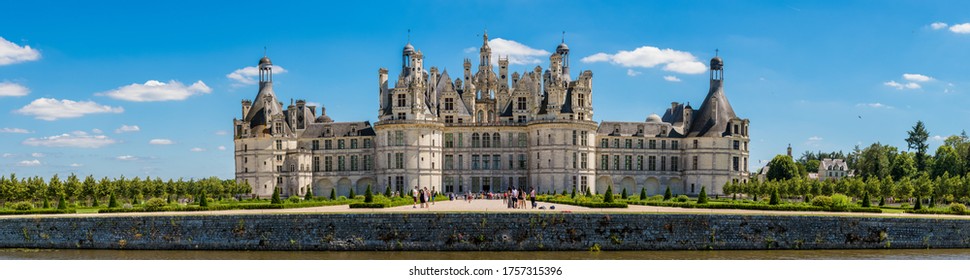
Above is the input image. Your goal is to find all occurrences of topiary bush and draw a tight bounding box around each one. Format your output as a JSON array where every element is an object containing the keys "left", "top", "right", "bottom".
[
  {"left": 108, "top": 192, "right": 119, "bottom": 208},
  {"left": 861, "top": 192, "right": 871, "bottom": 208},
  {"left": 697, "top": 187, "right": 709, "bottom": 204},
  {"left": 664, "top": 187, "right": 672, "bottom": 201},
  {"left": 364, "top": 185, "right": 373, "bottom": 203},
  {"left": 675, "top": 195, "right": 689, "bottom": 203},
  {"left": 769, "top": 189, "right": 780, "bottom": 205},
  {"left": 621, "top": 188, "right": 628, "bottom": 200},
  {"left": 914, "top": 196, "right": 923, "bottom": 210},
  {"left": 571, "top": 187, "right": 576, "bottom": 199},
  {"left": 145, "top": 197, "right": 167, "bottom": 211},
  {"left": 640, "top": 188, "right": 647, "bottom": 200},
  {"left": 349, "top": 188, "right": 356, "bottom": 200},
  {"left": 830, "top": 194, "right": 852, "bottom": 210},
  {"left": 271, "top": 187, "right": 282, "bottom": 205},
  {"left": 10, "top": 201, "right": 33, "bottom": 211},
  {"left": 950, "top": 203, "right": 967, "bottom": 214},
  {"left": 811, "top": 195, "right": 832, "bottom": 207},
  {"left": 330, "top": 188, "right": 337, "bottom": 200},
  {"left": 199, "top": 191, "right": 209, "bottom": 207},
  {"left": 286, "top": 195, "right": 301, "bottom": 203},
  {"left": 57, "top": 194, "right": 68, "bottom": 210},
  {"left": 603, "top": 185, "right": 615, "bottom": 203},
  {"left": 305, "top": 188, "right": 314, "bottom": 201}
]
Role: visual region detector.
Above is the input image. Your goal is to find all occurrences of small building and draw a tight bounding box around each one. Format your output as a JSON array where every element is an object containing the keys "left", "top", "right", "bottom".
[{"left": 818, "top": 158, "right": 850, "bottom": 181}]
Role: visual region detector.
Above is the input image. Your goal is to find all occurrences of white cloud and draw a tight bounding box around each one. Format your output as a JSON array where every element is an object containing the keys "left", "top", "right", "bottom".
[
  {"left": 22, "top": 131, "right": 117, "bottom": 148},
  {"left": 884, "top": 80, "right": 921, "bottom": 90},
  {"left": 15, "top": 98, "right": 124, "bottom": 121},
  {"left": 950, "top": 23, "right": 970, "bottom": 34},
  {"left": 227, "top": 65, "right": 287, "bottom": 86},
  {"left": 884, "top": 80, "right": 903, "bottom": 89},
  {"left": 190, "top": 147, "right": 205, "bottom": 152},
  {"left": 218, "top": 146, "right": 227, "bottom": 151},
  {"left": 2, "top": 153, "right": 14, "bottom": 158},
  {"left": 116, "top": 155, "right": 137, "bottom": 161},
  {"left": 98, "top": 80, "right": 211, "bottom": 102},
  {"left": 905, "top": 82, "right": 921, "bottom": 89},
  {"left": 31, "top": 152, "right": 44, "bottom": 158},
  {"left": 581, "top": 46, "right": 707, "bottom": 74},
  {"left": 0, "top": 128, "right": 31, "bottom": 133},
  {"left": 903, "top": 73, "right": 933, "bottom": 82},
  {"left": 115, "top": 125, "right": 140, "bottom": 133},
  {"left": 931, "top": 22, "right": 949, "bottom": 30},
  {"left": 0, "top": 81, "right": 30, "bottom": 97},
  {"left": 470, "top": 38, "right": 551, "bottom": 65},
  {"left": 214, "top": 130, "right": 228, "bottom": 136},
  {"left": 808, "top": 136, "right": 823, "bottom": 141},
  {"left": 930, "top": 135, "right": 945, "bottom": 142},
  {"left": 856, "top": 103, "right": 894, "bottom": 109},
  {"left": 17, "top": 159, "right": 41, "bottom": 167},
  {"left": 91, "top": 128, "right": 103, "bottom": 134},
  {"left": 663, "top": 75, "right": 681, "bottom": 82},
  {"left": 626, "top": 69, "right": 641, "bottom": 77},
  {"left": 149, "top": 139, "right": 174, "bottom": 145},
  {"left": 0, "top": 37, "right": 41, "bottom": 66},
  {"left": 69, "top": 163, "right": 82, "bottom": 167}
]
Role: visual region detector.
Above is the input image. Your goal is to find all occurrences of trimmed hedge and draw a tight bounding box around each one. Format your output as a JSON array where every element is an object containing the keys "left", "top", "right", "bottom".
[
  {"left": 0, "top": 209, "right": 75, "bottom": 215},
  {"left": 349, "top": 202, "right": 387, "bottom": 208},
  {"left": 632, "top": 200, "right": 882, "bottom": 213},
  {"left": 907, "top": 208, "right": 969, "bottom": 215},
  {"left": 98, "top": 199, "right": 359, "bottom": 213},
  {"left": 536, "top": 196, "right": 628, "bottom": 208}
]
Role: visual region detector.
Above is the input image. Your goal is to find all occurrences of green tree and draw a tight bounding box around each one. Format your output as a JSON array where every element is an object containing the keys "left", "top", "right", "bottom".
[
  {"left": 364, "top": 185, "right": 374, "bottom": 203},
  {"left": 349, "top": 188, "right": 356, "bottom": 199},
  {"left": 914, "top": 172, "right": 934, "bottom": 201},
  {"left": 108, "top": 192, "right": 119, "bottom": 208},
  {"left": 271, "top": 187, "right": 282, "bottom": 204},
  {"left": 65, "top": 174, "right": 80, "bottom": 204},
  {"left": 892, "top": 152, "right": 917, "bottom": 180},
  {"left": 640, "top": 187, "right": 647, "bottom": 200},
  {"left": 57, "top": 193, "right": 67, "bottom": 210},
  {"left": 879, "top": 176, "right": 895, "bottom": 206},
  {"left": 384, "top": 186, "right": 391, "bottom": 197},
  {"left": 663, "top": 187, "right": 672, "bottom": 201},
  {"left": 305, "top": 187, "right": 314, "bottom": 201},
  {"left": 861, "top": 191, "right": 871, "bottom": 208},
  {"left": 199, "top": 190, "right": 208, "bottom": 207},
  {"left": 766, "top": 155, "right": 799, "bottom": 181},
  {"left": 603, "top": 185, "right": 615, "bottom": 203},
  {"left": 46, "top": 174, "right": 61, "bottom": 202},
  {"left": 856, "top": 143, "right": 892, "bottom": 179},
  {"left": 906, "top": 121, "right": 930, "bottom": 172},
  {"left": 621, "top": 188, "right": 628, "bottom": 199},
  {"left": 80, "top": 175, "right": 96, "bottom": 206},
  {"left": 697, "top": 187, "right": 709, "bottom": 204},
  {"left": 769, "top": 187, "right": 780, "bottom": 205},
  {"left": 571, "top": 187, "right": 576, "bottom": 199},
  {"left": 330, "top": 188, "right": 336, "bottom": 200},
  {"left": 931, "top": 145, "right": 963, "bottom": 179}
]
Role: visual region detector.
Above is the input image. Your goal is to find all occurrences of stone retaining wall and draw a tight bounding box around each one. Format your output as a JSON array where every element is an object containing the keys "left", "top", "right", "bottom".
[{"left": 1, "top": 213, "right": 968, "bottom": 250}]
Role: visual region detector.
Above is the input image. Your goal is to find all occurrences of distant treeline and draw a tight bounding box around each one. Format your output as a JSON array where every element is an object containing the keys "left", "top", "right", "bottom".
[{"left": 0, "top": 174, "right": 250, "bottom": 207}]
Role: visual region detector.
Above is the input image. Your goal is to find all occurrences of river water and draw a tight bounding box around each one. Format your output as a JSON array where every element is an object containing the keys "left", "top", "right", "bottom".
[{"left": 2, "top": 249, "right": 969, "bottom": 260}]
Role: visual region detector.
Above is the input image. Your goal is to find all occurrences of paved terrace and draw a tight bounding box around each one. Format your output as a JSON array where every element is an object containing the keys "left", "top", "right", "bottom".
[{"left": 2, "top": 198, "right": 968, "bottom": 220}]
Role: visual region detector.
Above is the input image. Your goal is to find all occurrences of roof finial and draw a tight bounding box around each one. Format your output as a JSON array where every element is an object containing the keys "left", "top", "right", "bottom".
[
  {"left": 407, "top": 29, "right": 411, "bottom": 43},
  {"left": 715, "top": 48, "right": 719, "bottom": 57},
  {"left": 562, "top": 31, "right": 565, "bottom": 43},
  {"left": 483, "top": 27, "right": 488, "bottom": 42},
  {"left": 263, "top": 46, "right": 267, "bottom": 57}
]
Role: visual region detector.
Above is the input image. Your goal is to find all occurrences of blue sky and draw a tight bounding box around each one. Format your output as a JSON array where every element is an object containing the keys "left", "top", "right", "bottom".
[{"left": 1, "top": 0, "right": 968, "bottom": 180}]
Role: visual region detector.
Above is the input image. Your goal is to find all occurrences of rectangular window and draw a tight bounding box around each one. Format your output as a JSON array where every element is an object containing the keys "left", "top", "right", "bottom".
[
  {"left": 395, "top": 176, "right": 404, "bottom": 192},
  {"left": 578, "top": 94, "right": 586, "bottom": 107},
  {"left": 648, "top": 156, "right": 656, "bottom": 171},
  {"left": 444, "top": 177, "right": 454, "bottom": 193},
  {"left": 692, "top": 156, "right": 698, "bottom": 170},
  {"left": 649, "top": 140, "right": 656, "bottom": 149},
  {"left": 581, "top": 153, "right": 588, "bottom": 169},
  {"left": 572, "top": 153, "right": 578, "bottom": 169},
  {"left": 445, "top": 116, "right": 454, "bottom": 123},
  {"left": 364, "top": 155, "right": 372, "bottom": 170},
  {"left": 458, "top": 133, "right": 464, "bottom": 147},
  {"left": 351, "top": 139, "right": 358, "bottom": 149},
  {"left": 601, "top": 139, "right": 608, "bottom": 148},
  {"left": 733, "top": 156, "right": 740, "bottom": 171},
  {"left": 397, "top": 112, "right": 406, "bottom": 120},
  {"left": 733, "top": 140, "right": 740, "bottom": 150},
  {"left": 613, "top": 155, "right": 620, "bottom": 170},
  {"left": 312, "top": 157, "right": 320, "bottom": 172},
  {"left": 517, "top": 97, "right": 527, "bottom": 110},
  {"left": 601, "top": 155, "right": 609, "bottom": 170},
  {"left": 637, "top": 139, "right": 644, "bottom": 149},
  {"left": 445, "top": 155, "right": 454, "bottom": 170},
  {"left": 363, "top": 139, "right": 372, "bottom": 148},
  {"left": 671, "top": 156, "right": 679, "bottom": 171},
  {"left": 350, "top": 155, "right": 358, "bottom": 171},
  {"left": 637, "top": 155, "right": 644, "bottom": 171},
  {"left": 693, "top": 139, "right": 699, "bottom": 149},
  {"left": 445, "top": 133, "right": 454, "bottom": 148},
  {"left": 571, "top": 176, "right": 577, "bottom": 192},
  {"left": 572, "top": 131, "right": 578, "bottom": 145},
  {"left": 338, "top": 156, "right": 345, "bottom": 171},
  {"left": 397, "top": 94, "right": 406, "bottom": 107},
  {"left": 482, "top": 155, "right": 490, "bottom": 170},
  {"left": 625, "top": 139, "right": 632, "bottom": 149},
  {"left": 517, "top": 115, "right": 526, "bottom": 123},
  {"left": 325, "top": 140, "right": 332, "bottom": 150},
  {"left": 312, "top": 140, "right": 319, "bottom": 150},
  {"left": 581, "top": 132, "right": 588, "bottom": 146},
  {"left": 508, "top": 154, "right": 514, "bottom": 170},
  {"left": 518, "top": 154, "right": 526, "bottom": 169},
  {"left": 580, "top": 176, "right": 588, "bottom": 193},
  {"left": 444, "top": 98, "right": 454, "bottom": 110},
  {"left": 275, "top": 140, "right": 282, "bottom": 150},
  {"left": 337, "top": 139, "right": 345, "bottom": 149},
  {"left": 672, "top": 140, "right": 679, "bottom": 150},
  {"left": 325, "top": 156, "right": 332, "bottom": 171},
  {"left": 661, "top": 156, "right": 667, "bottom": 171},
  {"left": 624, "top": 155, "right": 632, "bottom": 171},
  {"left": 395, "top": 153, "right": 404, "bottom": 169},
  {"left": 395, "top": 131, "right": 404, "bottom": 146},
  {"left": 661, "top": 140, "right": 666, "bottom": 150},
  {"left": 472, "top": 155, "right": 480, "bottom": 170},
  {"left": 612, "top": 139, "right": 619, "bottom": 148},
  {"left": 518, "top": 133, "right": 527, "bottom": 147}
]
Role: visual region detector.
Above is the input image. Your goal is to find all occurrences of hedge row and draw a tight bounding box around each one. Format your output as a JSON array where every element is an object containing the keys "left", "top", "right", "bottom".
[
  {"left": 536, "top": 197, "right": 628, "bottom": 208},
  {"left": 0, "top": 209, "right": 76, "bottom": 215},
  {"left": 906, "top": 209, "right": 969, "bottom": 215},
  {"left": 98, "top": 200, "right": 357, "bottom": 213},
  {"left": 632, "top": 201, "right": 882, "bottom": 213},
  {"left": 349, "top": 203, "right": 387, "bottom": 208}
]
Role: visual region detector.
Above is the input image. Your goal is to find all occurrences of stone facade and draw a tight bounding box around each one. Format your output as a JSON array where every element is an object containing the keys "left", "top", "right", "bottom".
[{"left": 233, "top": 33, "right": 750, "bottom": 198}]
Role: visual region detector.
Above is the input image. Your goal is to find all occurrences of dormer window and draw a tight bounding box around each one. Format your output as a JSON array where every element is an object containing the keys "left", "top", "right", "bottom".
[
  {"left": 637, "top": 125, "right": 644, "bottom": 135},
  {"left": 613, "top": 125, "right": 620, "bottom": 134}
]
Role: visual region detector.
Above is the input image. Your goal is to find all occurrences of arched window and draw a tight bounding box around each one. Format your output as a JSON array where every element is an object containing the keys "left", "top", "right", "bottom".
[
  {"left": 477, "top": 111, "right": 484, "bottom": 123},
  {"left": 493, "top": 134, "right": 501, "bottom": 148},
  {"left": 472, "top": 133, "right": 480, "bottom": 148},
  {"left": 482, "top": 133, "right": 491, "bottom": 148}
]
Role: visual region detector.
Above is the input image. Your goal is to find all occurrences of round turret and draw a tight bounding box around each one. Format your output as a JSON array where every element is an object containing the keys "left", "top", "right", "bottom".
[
  {"left": 259, "top": 56, "right": 272, "bottom": 65},
  {"left": 646, "top": 113, "right": 662, "bottom": 123},
  {"left": 556, "top": 42, "right": 569, "bottom": 53},
  {"left": 710, "top": 56, "right": 723, "bottom": 70},
  {"left": 403, "top": 43, "right": 415, "bottom": 55}
]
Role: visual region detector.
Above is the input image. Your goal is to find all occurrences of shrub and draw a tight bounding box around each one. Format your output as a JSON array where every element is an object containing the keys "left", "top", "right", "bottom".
[
  {"left": 384, "top": 186, "right": 392, "bottom": 197},
  {"left": 92, "top": 197, "right": 100, "bottom": 207},
  {"left": 364, "top": 185, "right": 374, "bottom": 203},
  {"left": 271, "top": 187, "right": 282, "bottom": 205},
  {"left": 811, "top": 195, "right": 832, "bottom": 207},
  {"left": 914, "top": 196, "right": 923, "bottom": 210},
  {"left": 640, "top": 188, "right": 647, "bottom": 200},
  {"left": 769, "top": 189, "right": 779, "bottom": 205},
  {"left": 349, "top": 188, "right": 356, "bottom": 200},
  {"left": 830, "top": 194, "right": 852, "bottom": 210},
  {"left": 10, "top": 201, "right": 33, "bottom": 211},
  {"left": 663, "top": 187, "right": 672, "bottom": 201},
  {"left": 286, "top": 195, "right": 301, "bottom": 203},
  {"left": 675, "top": 195, "right": 689, "bottom": 203},
  {"left": 108, "top": 193, "right": 119, "bottom": 208},
  {"left": 861, "top": 192, "right": 871, "bottom": 208},
  {"left": 649, "top": 195, "right": 664, "bottom": 201},
  {"left": 199, "top": 191, "right": 209, "bottom": 207},
  {"left": 330, "top": 188, "right": 337, "bottom": 200},
  {"left": 603, "top": 185, "right": 615, "bottom": 203},
  {"left": 950, "top": 203, "right": 967, "bottom": 214},
  {"left": 621, "top": 188, "right": 628, "bottom": 199},
  {"left": 305, "top": 188, "right": 314, "bottom": 201},
  {"left": 900, "top": 203, "right": 910, "bottom": 209},
  {"left": 145, "top": 198, "right": 168, "bottom": 211},
  {"left": 697, "top": 187, "right": 709, "bottom": 204},
  {"left": 57, "top": 194, "right": 68, "bottom": 210},
  {"left": 571, "top": 187, "right": 576, "bottom": 199},
  {"left": 42, "top": 197, "right": 50, "bottom": 209}
]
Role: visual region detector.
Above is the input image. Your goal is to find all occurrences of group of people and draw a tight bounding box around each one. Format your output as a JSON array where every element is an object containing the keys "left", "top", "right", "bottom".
[
  {"left": 411, "top": 186, "right": 437, "bottom": 208},
  {"left": 504, "top": 187, "right": 536, "bottom": 209}
]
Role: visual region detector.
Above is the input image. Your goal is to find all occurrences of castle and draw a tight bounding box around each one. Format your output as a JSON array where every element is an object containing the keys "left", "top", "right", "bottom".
[{"left": 233, "top": 32, "right": 750, "bottom": 198}]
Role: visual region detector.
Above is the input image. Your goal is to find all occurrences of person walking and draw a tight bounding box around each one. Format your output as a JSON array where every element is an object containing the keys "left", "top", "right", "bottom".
[
  {"left": 412, "top": 186, "right": 419, "bottom": 208},
  {"left": 431, "top": 188, "right": 436, "bottom": 206},
  {"left": 530, "top": 188, "right": 536, "bottom": 209}
]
